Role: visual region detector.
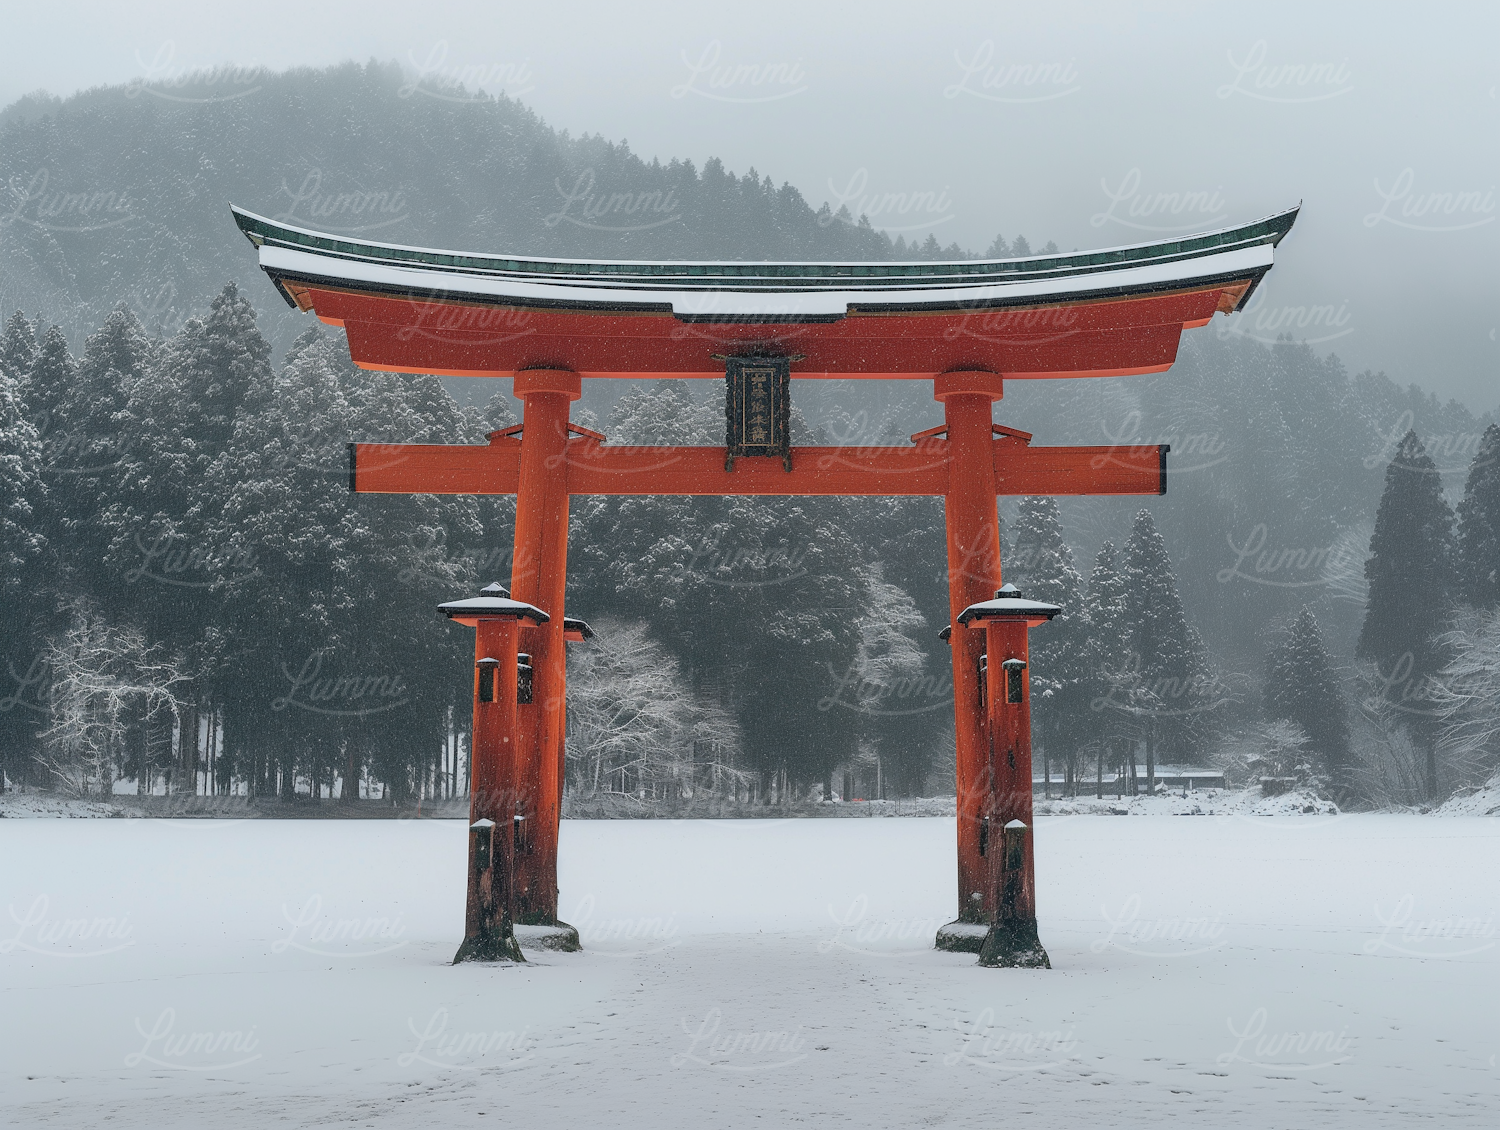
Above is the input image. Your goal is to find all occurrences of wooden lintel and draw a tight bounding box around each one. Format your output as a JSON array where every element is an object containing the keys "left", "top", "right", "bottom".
[
  {"left": 993, "top": 443, "right": 1168, "bottom": 496},
  {"left": 566, "top": 441, "right": 950, "bottom": 496},
  {"left": 349, "top": 438, "right": 1167, "bottom": 497}
]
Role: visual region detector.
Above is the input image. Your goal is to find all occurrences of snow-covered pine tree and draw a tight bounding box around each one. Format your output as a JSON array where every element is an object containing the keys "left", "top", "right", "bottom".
[
  {"left": 0, "top": 359, "right": 45, "bottom": 596},
  {"left": 1358, "top": 430, "right": 1459, "bottom": 799},
  {"left": 1456, "top": 423, "right": 1500, "bottom": 611},
  {"left": 196, "top": 325, "right": 482, "bottom": 803},
  {"left": 50, "top": 305, "right": 151, "bottom": 586},
  {"left": 204, "top": 335, "right": 353, "bottom": 798},
  {"left": 482, "top": 386, "right": 519, "bottom": 432},
  {"left": 1007, "top": 497, "right": 1087, "bottom": 794},
  {"left": 1358, "top": 430, "right": 1457, "bottom": 670},
  {"left": 24, "top": 325, "right": 75, "bottom": 470},
  {"left": 0, "top": 357, "right": 47, "bottom": 790},
  {"left": 0, "top": 312, "right": 38, "bottom": 387},
  {"left": 1082, "top": 541, "right": 1128, "bottom": 796},
  {"left": 1264, "top": 606, "right": 1352, "bottom": 798},
  {"left": 103, "top": 282, "right": 274, "bottom": 548},
  {"left": 84, "top": 284, "right": 278, "bottom": 793},
  {"left": 339, "top": 355, "right": 483, "bottom": 806},
  {"left": 1121, "top": 508, "right": 1216, "bottom": 790}
]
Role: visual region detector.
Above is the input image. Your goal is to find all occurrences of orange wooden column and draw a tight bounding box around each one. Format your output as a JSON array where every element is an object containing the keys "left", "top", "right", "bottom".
[
  {"left": 981, "top": 617, "right": 1043, "bottom": 966},
  {"left": 935, "top": 371, "right": 1005, "bottom": 930},
  {"left": 509, "top": 369, "right": 580, "bottom": 926},
  {"left": 958, "top": 585, "right": 1057, "bottom": 968},
  {"left": 440, "top": 585, "right": 549, "bottom": 964},
  {"left": 468, "top": 620, "right": 522, "bottom": 962}
]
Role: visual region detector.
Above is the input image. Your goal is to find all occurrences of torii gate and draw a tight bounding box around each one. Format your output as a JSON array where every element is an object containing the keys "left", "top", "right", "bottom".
[{"left": 232, "top": 202, "right": 1297, "bottom": 963}]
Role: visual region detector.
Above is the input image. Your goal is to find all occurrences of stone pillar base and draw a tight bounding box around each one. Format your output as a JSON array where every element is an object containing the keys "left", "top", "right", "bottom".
[
  {"left": 453, "top": 932, "right": 525, "bottom": 964},
  {"left": 977, "top": 920, "right": 1051, "bottom": 968},
  {"left": 515, "top": 921, "right": 582, "bottom": 953},
  {"left": 935, "top": 920, "right": 991, "bottom": 954}
]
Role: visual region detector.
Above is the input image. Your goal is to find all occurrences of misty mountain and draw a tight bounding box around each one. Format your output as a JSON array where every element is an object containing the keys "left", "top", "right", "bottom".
[{"left": 1, "top": 60, "right": 919, "bottom": 353}]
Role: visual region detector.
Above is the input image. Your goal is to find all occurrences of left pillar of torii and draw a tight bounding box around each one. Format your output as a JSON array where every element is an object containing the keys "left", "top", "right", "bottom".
[
  {"left": 508, "top": 370, "right": 582, "bottom": 941},
  {"left": 956, "top": 584, "right": 1061, "bottom": 969},
  {"left": 439, "top": 584, "right": 550, "bottom": 964}
]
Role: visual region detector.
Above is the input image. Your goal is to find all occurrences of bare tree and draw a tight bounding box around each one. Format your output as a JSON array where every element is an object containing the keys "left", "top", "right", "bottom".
[
  {"left": 565, "top": 619, "right": 748, "bottom": 802},
  {"left": 1432, "top": 608, "right": 1500, "bottom": 787},
  {"left": 34, "top": 603, "right": 189, "bottom": 798},
  {"left": 1350, "top": 661, "right": 1449, "bottom": 808}
]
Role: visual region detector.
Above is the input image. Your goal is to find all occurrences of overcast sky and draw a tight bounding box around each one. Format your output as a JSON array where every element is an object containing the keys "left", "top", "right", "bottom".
[{"left": 8, "top": 0, "right": 1498, "bottom": 409}]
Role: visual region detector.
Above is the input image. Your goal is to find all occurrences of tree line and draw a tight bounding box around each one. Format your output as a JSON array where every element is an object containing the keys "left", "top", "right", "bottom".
[
  {"left": 2, "top": 287, "right": 1498, "bottom": 808},
  {"left": 0, "top": 288, "right": 1198, "bottom": 804}
]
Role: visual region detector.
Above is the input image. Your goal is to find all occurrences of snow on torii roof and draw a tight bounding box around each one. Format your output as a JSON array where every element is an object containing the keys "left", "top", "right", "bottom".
[
  {"left": 438, "top": 583, "right": 549, "bottom": 626},
  {"left": 229, "top": 203, "right": 1299, "bottom": 379},
  {"left": 956, "top": 584, "right": 1063, "bottom": 625}
]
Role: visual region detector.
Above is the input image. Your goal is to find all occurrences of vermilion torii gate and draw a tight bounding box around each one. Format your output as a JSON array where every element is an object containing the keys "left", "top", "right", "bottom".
[{"left": 232, "top": 202, "right": 1297, "bottom": 964}]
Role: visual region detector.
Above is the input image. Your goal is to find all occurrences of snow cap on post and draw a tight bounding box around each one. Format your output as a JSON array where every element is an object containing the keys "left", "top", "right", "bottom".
[
  {"left": 438, "top": 582, "right": 550, "bottom": 626},
  {"left": 956, "top": 583, "right": 1062, "bottom": 627}
]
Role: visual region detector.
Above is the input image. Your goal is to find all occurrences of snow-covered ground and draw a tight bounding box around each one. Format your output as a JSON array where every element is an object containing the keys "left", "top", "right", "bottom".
[
  {"left": 1032, "top": 785, "right": 1340, "bottom": 817},
  {"left": 0, "top": 791, "right": 144, "bottom": 818},
  {"left": 0, "top": 784, "right": 1343, "bottom": 821},
  {"left": 3, "top": 815, "right": 1498, "bottom": 1127}
]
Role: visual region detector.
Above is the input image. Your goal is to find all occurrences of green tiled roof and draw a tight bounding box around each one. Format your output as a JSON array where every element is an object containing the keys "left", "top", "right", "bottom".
[{"left": 231, "top": 205, "right": 1298, "bottom": 292}]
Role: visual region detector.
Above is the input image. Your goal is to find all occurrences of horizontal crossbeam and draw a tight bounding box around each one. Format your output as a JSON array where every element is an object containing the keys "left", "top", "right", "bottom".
[{"left": 349, "top": 437, "right": 1167, "bottom": 498}]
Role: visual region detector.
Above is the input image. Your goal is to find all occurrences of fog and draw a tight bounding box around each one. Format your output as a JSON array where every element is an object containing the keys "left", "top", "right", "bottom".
[{"left": 6, "top": 0, "right": 1498, "bottom": 408}]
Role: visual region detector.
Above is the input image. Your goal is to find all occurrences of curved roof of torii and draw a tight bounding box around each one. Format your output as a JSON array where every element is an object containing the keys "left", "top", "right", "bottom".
[{"left": 230, "top": 203, "right": 1298, "bottom": 380}]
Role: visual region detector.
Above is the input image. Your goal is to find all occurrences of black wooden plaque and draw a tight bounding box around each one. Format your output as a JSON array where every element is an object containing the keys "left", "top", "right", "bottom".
[{"left": 724, "top": 355, "right": 791, "bottom": 471}]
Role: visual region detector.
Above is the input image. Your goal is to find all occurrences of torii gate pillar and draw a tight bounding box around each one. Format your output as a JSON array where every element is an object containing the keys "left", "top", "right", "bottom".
[
  {"left": 510, "top": 369, "right": 580, "bottom": 930},
  {"left": 935, "top": 372, "right": 1006, "bottom": 932},
  {"left": 957, "top": 585, "right": 1060, "bottom": 967},
  {"left": 438, "top": 585, "right": 550, "bottom": 964}
]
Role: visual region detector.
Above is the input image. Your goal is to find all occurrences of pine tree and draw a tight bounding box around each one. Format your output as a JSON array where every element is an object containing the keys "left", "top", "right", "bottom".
[
  {"left": 1082, "top": 542, "right": 1128, "bottom": 796},
  {"left": 0, "top": 312, "right": 38, "bottom": 386},
  {"left": 101, "top": 283, "right": 275, "bottom": 575},
  {"left": 1357, "top": 430, "right": 1457, "bottom": 676},
  {"left": 1358, "top": 430, "right": 1459, "bottom": 800},
  {"left": 24, "top": 325, "right": 76, "bottom": 465},
  {"left": 0, "top": 363, "right": 46, "bottom": 588},
  {"left": 1121, "top": 508, "right": 1215, "bottom": 790},
  {"left": 482, "top": 387, "right": 518, "bottom": 432},
  {"left": 50, "top": 305, "right": 150, "bottom": 583},
  {"left": 1456, "top": 424, "right": 1500, "bottom": 610},
  {"left": 1264, "top": 606, "right": 1352, "bottom": 797},
  {"left": 0, "top": 359, "right": 47, "bottom": 790},
  {"left": 1007, "top": 497, "right": 1087, "bottom": 794}
]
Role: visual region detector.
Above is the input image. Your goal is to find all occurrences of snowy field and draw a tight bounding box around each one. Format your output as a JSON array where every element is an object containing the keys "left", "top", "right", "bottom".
[{"left": 3, "top": 815, "right": 1498, "bottom": 1127}]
